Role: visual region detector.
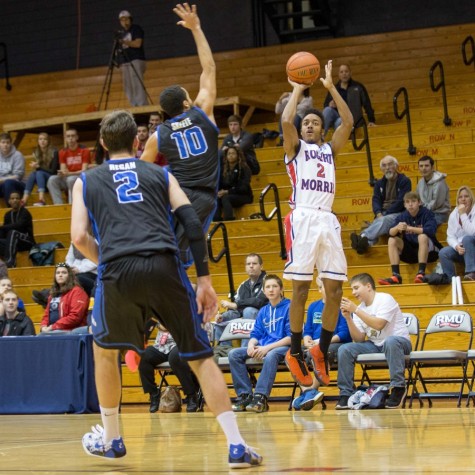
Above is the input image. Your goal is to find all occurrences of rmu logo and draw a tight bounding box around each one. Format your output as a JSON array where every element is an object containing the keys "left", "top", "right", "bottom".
[
  {"left": 229, "top": 320, "right": 254, "bottom": 335},
  {"left": 435, "top": 314, "right": 465, "bottom": 328}
]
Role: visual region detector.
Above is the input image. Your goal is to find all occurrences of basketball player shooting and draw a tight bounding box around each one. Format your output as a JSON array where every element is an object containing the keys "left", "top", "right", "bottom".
[{"left": 282, "top": 60, "right": 353, "bottom": 394}]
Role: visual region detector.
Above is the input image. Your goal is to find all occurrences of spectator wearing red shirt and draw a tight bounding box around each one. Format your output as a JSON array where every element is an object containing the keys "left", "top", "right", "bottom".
[{"left": 47, "top": 129, "right": 90, "bottom": 204}]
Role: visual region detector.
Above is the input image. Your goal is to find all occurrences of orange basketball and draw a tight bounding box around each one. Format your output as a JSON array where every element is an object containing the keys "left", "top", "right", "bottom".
[{"left": 286, "top": 52, "right": 320, "bottom": 85}]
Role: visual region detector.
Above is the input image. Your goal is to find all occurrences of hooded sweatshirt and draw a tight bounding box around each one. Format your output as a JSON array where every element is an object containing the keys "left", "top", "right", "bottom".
[
  {"left": 250, "top": 297, "right": 291, "bottom": 346},
  {"left": 417, "top": 171, "right": 450, "bottom": 218},
  {"left": 0, "top": 144, "right": 25, "bottom": 180}
]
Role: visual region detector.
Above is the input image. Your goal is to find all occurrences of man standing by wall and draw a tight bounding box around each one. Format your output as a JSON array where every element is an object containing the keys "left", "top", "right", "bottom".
[{"left": 117, "top": 10, "right": 148, "bottom": 107}]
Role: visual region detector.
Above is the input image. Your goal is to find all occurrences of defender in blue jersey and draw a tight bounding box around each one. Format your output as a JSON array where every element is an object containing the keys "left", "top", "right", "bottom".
[{"left": 141, "top": 3, "right": 219, "bottom": 264}]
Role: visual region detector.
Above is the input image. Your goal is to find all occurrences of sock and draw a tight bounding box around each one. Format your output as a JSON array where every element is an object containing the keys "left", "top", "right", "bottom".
[
  {"left": 391, "top": 265, "right": 400, "bottom": 276},
  {"left": 318, "top": 328, "right": 333, "bottom": 358},
  {"left": 216, "top": 411, "right": 245, "bottom": 447},
  {"left": 290, "top": 331, "right": 303, "bottom": 356},
  {"left": 100, "top": 405, "right": 120, "bottom": 443},
  {"left": 418, "top": 263, "right": 427, "bottom": 274}
]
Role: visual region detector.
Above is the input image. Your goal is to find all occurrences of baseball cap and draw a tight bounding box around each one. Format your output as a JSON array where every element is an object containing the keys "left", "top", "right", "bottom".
[{"left": 119, "top": 10, "right": 131, "bottom": 19}]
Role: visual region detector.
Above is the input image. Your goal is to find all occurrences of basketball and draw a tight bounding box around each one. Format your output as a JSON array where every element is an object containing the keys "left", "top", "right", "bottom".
[{"left": 286, "top": 52, "right": 320, "bottom": 85}]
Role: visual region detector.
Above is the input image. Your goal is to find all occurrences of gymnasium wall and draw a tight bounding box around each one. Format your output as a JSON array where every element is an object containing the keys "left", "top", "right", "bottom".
[{"left": 0, "top": 0, "right": 473, "bottom": 78}]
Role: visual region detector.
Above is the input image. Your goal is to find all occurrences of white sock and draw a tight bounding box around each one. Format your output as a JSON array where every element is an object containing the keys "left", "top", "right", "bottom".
[
  {"left": 100, "top": 405, "right": 120, "bottom": 443},
  {"left": 216, "top": 411, "right": 245, "bottom": 447}
]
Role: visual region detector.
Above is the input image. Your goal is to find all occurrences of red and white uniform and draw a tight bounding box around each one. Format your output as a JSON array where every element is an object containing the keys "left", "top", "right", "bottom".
[{"left": 283, "top": 140, "right": 347, "bottom": 281}]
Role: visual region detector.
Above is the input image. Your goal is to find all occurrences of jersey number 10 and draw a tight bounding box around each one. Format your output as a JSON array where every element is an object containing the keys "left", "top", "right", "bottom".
[{"left": 171, "top": 126, "right": 208, "bottom": 160}]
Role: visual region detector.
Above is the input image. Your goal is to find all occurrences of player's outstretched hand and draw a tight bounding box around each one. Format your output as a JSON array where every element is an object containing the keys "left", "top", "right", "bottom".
[
  {"left": 196, "top": 275, "right": 218, "bottom": 322},
  {"left": 320, "top": 60, "right": 334, "bottom": 90},
  {"left": 287, "top": 78, "right": 313, "bottom": 91},
  {"left": 173, "top": 3, "right": 200, "bottom": 30}
]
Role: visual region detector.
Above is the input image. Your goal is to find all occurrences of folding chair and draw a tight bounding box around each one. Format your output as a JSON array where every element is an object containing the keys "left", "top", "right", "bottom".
[
  {"left": 356, "top": 313, "right": 420, "bottom": 388},
  {"left": 464, "top": 349, "right": 475, "bottom": 406},
  {"left": 409, "top": 310, "right": 472, "bottom": 408}
]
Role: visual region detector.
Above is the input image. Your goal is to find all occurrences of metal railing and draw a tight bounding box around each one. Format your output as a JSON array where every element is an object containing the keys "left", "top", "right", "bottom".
[
  {"left": 462, "top": 35, "right": 474, "bottom": 70},
  {"left": 259, "top": 183, "right": 287, "bottom": 259},
  {"left": 207, "top": 222, "right": 235, "bottom": 301},
  {"left": 393, "top": 87, "right": 416, "bottom": 155},
  {"left": 0, "top": 43, "right": 12, "bottom": 91},
  {"left": 351, "top": 118, "right": 375, "bottom": 186},
  {"left": 429, "top": 60, "right": 452, "bottom": 126}
]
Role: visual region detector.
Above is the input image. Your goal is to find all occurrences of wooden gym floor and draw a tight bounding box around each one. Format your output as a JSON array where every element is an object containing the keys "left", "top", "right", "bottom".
[{"left": 1, "top": 406, "right": 475, "bottom": 474}]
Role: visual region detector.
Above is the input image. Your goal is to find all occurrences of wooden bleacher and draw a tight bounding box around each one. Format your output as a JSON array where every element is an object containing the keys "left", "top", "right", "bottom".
[{"left": 1, "top": 23, "right": 475, "bottom": 404}]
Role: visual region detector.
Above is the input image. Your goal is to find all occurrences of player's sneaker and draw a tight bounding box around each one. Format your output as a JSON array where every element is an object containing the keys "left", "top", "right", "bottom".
[
  {"left": 228, "top": 444, "right": 263, "bottom": 469},
  {"left": 285, "top": 350, "right": 313, "bottom": 388},
  {"left": 82, "top": 424, "right": 126, "bottom": 459},
  {"left": 309, "top": 344, "right": 330, "bottom": 386},
  {"left": 292, "top": 388, "right": 324, "bottom": 411},
  {"left": 378, "top": 274, "right": 402, "bottom": 285}
]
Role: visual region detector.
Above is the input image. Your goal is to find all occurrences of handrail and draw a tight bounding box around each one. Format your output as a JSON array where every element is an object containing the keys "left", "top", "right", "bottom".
[
  {"left": 0, "top": 43, "right": 12, "bottom": 92},
  {"left": 429, "top": 61, "right": 452, "bottom": 126},
  {"left": 351, "top": 118, "right": 375, "bottom": 186},
  {"left": 461, "top": 35, "right": 474, "bottom": 69},
  {"left": 207, "top": 222, "right": 235, "bottom": 301},
  {"left": 393, "top": 87, "right": 416, "bottom": 155},
  {"left": 259, "top": 183, "right": 287, "bottom": 259}
]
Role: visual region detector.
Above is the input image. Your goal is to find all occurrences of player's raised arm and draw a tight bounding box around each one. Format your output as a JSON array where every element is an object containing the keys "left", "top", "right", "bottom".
[
  {"left": 281, "top": 80, "right": 309, "bottom": 157},
  {"left": 140, "top": 132, "right": 158, "bottom": 163},
  {"left": 321, "top": 60, "right": 353, "bottom": 156},
  {"left": 173, "top": 3, "right": 216, "bottom": 122}
]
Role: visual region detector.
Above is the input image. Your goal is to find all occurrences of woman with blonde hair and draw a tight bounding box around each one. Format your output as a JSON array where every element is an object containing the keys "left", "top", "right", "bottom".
[
  {"left": 21, "top": 132, "right": 58, "bottom": 206},
  {"left": 435, "top": 185, "right": 475, "bottom": 282}
]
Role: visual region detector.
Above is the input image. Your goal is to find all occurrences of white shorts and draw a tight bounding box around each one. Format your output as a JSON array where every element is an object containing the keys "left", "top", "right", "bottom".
[{"left": 283, "top": 208, "right": 347, "bottom": 282}]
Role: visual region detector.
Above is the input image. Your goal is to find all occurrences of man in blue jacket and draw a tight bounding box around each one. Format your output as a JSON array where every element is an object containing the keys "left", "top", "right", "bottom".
[
  {"left": 228, "top": 275, "right": 290, "bottom": 413},
  {"left": 378, "top": 191, "right": 442, "bottom": 285}
]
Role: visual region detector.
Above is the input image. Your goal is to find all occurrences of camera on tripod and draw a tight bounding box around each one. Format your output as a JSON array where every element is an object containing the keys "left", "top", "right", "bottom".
[{"left": 114, "top": 29, "right": 124, "bottom": 40}]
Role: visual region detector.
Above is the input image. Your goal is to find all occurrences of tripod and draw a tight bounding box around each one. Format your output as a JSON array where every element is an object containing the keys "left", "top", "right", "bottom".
[{"left": 98, "top": 35, "right": 153, "bottom": 110}]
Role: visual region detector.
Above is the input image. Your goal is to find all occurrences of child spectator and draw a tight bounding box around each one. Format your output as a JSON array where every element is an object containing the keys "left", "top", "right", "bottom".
[
  {"left": 378, "top": 191, "right": 442, "bottom": 285},
  {"left": 39, "top": 263, "right": 89, "bottom": 334},
  {"left": 213, "top": 145, "right": 253, "bottom": 221},
  {"left": 0, "top": 192, "right": 35, "bottom": 268},
  {"left": 21, "top": 132, "right": 58, "bottom": 206},
  {"left": 228, "top": 274, "right": 290, "bottom": 413}
]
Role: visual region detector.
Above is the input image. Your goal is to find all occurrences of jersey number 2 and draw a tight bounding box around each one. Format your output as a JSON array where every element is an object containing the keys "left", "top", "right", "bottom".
[{"left": 113, "top": 171, "right": 143, "bottom": 203}]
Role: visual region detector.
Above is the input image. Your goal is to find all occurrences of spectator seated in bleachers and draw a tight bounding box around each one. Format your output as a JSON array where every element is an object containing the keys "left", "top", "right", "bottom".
[
  {"left": 427, "top": 185, "right": 475, "bottom": 284},
  {"left": 65, "top": 242, "right": 97, "bottom": 297},
  {"left": 39, "top": 263, "right": 89, "bottom": 334},
  {"left": 47, "top": 128, "right": 90, "bottom": 204},
  {"left": 0, "top": 290, "right": 35, "bottom": 336},
  {"left": 351, "top": 155, "right": 412, "bottom": 254},
  {"left": 0, "top": 192, "right": 35, "bottom": 268},
  {"left": 138, "top": 324, "right": 201, "bottom": 413},
  {"left": 337, "top": 273, "right": 411, "bottom": 410},
  {"left": 378, "top": 192, "right": 442, "bottom": 285},
  {"left": 21, "top": 132, "right": 58, "bottom": 207},
  {"left": 0, "top": 132, "right": 26, "bottom": 207},
  {"left": 220, "top": 114, "right": 260, "bottom": 175},
  {"left": 416, "top": 155, "right": 450, "bottom": 226},
  {"left": 0, "top": 277, "right": 25, "bottom": 312},
  {"left": 228, "top": 274, "right": 290, "bottom": 413},
  {"left": 213, "top": 145, "right": 253, "bottom": 222},
  {"left": 214, "top": 253, "right": 267, "bottom": 346}
]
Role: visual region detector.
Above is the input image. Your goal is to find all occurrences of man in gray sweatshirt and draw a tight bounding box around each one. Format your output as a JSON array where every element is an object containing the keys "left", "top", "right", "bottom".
[{"left": 0, "top": 133, "right": 25, "bottom": 206}]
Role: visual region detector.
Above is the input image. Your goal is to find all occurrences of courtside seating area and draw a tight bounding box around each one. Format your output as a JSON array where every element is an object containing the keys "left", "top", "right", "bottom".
[{"left": 1, "top": 23, "right": 474, "bottom": 405}]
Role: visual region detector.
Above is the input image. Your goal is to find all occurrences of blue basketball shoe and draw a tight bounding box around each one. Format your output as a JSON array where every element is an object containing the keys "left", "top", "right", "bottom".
[
  {"left": 292, "top": 388, "right": 324, "bottom": 411},
  {"left": 82, "top": 424, "right": 127, "bottom": 459},
  {"left": 228, "top": 443, "right": 263, "bottom": 468}
]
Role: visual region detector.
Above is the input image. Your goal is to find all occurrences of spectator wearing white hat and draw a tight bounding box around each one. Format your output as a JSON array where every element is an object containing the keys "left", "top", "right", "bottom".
[{"left": 117, "top": 10, "right": 148, "bottom": 106}]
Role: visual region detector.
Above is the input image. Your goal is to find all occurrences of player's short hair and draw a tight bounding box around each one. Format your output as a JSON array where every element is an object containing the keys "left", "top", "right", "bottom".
[
  {"left": 100, "top": 110, "right": 137, "bottom": 154},
  {"left": 418, "top": 155, "right": 434, "bottom": 166},
  {"left": 160, "top": 85, "right": 187, "bottom": 117},
  {"left": 350, "top": 273, "right": 375, "bottom": 290},
  {"left": 301, "top": 109, "right": 325, "bottom": 129},
  {"left": 227, "top": 115, "right": 242, "bottom": 125}
]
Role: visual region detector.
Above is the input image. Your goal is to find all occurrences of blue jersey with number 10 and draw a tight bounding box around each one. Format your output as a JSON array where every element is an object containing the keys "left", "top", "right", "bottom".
[{"left": 157, "top": 106, "right": 219, "bottom": 191}]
